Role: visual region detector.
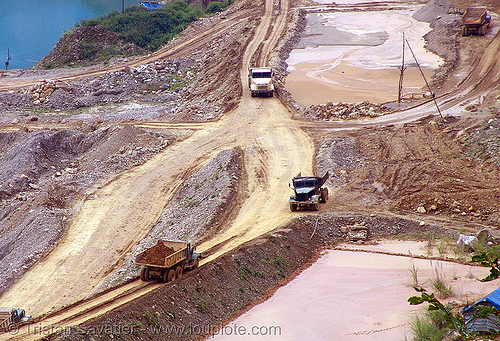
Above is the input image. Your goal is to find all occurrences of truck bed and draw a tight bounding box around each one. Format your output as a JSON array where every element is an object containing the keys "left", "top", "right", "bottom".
[
  {"left": 135, "top": 240, "right": 187, "bottom": 268},
  {"left": 463, "top": 7, "right": 487, "bottom": 24}
]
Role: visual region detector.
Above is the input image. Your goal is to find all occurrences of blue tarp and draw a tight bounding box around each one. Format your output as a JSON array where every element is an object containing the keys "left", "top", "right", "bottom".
[
  {"left": 463, "top": 288, "right": 500, "bottom": 333},
  {"left": 140, "top": 1, "right": 162, "bottom": 10}
]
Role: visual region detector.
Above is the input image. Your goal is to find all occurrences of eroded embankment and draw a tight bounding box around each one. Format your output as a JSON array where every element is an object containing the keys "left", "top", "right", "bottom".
[
  {"left": 0, "top": 124, "right": 176, "bottom": 297},
  {"left": 94, "top": 148, "right": 244, "bottom": 293},
  {"left": 49, "top": 212, "right": 452, "bottom": 341},
  {"left": 314, "top": 115, "right": 500, "bottom": 228}
]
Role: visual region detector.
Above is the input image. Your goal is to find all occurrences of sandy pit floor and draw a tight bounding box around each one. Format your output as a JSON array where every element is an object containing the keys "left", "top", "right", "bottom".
[
  {"left": 285, "top": 8, "right": 443, "bottom": 105},
  {"left": 213, "top": 244, "right": 499, "bottom": 340}
]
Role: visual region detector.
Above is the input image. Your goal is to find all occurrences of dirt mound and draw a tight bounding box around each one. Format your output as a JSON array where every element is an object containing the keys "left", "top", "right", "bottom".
[
  {"left": 36, "top": 25, "right": 144, "bottom": 69},
  {"left": 306, "top": 101, "right": 393, "bottom": 121},
  {"left": 139, "top": 241, "right": 175, "bottom": 265},
  {"left": 0, "top": 129, "right": 91, "bottom": 200},
  {"left": 315, "top": 116, "right": 500, "bottom": 227},
  {"left": 413, "top": 0, "right": 452, "bottom": 22}
]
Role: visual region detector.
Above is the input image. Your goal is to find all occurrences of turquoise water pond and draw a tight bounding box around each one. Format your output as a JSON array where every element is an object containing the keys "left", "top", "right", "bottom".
[{"left": 0, "top": 0, "right": 138, "bottom": 69}]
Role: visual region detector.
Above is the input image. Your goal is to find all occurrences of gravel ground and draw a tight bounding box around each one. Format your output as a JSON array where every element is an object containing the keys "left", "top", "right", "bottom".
[
  {"left": 0, "top": 125, "right": 176, "bottom": 297},
  {"left": 94, "top": 149, "right": 243, "bottom": 293}
]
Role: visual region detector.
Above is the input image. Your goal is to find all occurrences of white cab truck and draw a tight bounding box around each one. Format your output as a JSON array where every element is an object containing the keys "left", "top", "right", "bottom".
[{"left": 248, "top": 67, "right": 274, "bottom": 97}]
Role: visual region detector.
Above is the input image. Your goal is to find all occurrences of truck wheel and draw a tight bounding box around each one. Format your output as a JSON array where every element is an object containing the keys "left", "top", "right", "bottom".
[
  {"left": 322, "top": 188, "right": 329, "bottom": 202},
  {"left": 193, "top": 258, "right": 200, "bottom": 269},
  {"left": 163, "top": 269, "right": 176, "bottom": 283},
  {"left": 480, "top": 24, "right": 486, "bottom": 36},
  {"left": 175, "top": 265, "right": 183, "bottom": 279},
  {"left": 140, "top": 267, "right": 149, "bottom": 282},
  {"left": 290, "top": 203, "right": 297, "bottom": 211},
  {"left": 462, "top": 26, "right": 468, "bottom": 36},
  {"left": 313, "top": 202, "right": 319, "bottom": 211}
]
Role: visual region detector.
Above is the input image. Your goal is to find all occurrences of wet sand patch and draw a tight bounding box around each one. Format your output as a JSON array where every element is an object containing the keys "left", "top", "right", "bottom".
[
  {"left": 213, "top": 248, "right": 498, "bottom": 340},
  {"left": 285, "top": 9, "right": 443, "bottom": 105}
]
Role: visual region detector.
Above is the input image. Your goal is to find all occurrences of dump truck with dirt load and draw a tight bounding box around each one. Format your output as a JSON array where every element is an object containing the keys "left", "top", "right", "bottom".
[
  {"left": 248, "top": 67, "right": 274, "bottom": 97},
  {"left": 0, "top": 307, "right": 32, "bottom": 332},
  {"left": 462, "top": 7, "right": 491, "bottom": 36},
  {"left": 289, "top": 171, "right": 329, "bottom": 211},
  {"left": 136, "top": 240, "right": 201, "bottom": 283}
]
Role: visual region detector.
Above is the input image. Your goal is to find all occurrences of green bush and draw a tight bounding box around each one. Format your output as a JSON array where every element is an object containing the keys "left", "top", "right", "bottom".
[
  {"left": 79, "top": 2, "right": 204, "bottom": 51},
  {"left": 411, "top": 312, "right": 447, "bottom": 341},
  {"left": 206, "top": 1, "right": 229, "bottom": 14}
]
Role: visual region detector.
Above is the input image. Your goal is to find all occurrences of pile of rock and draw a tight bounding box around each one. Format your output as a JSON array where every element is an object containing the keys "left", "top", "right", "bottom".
[
  {"left": 308, "top": 101, "right": 392, "bottom": 121},
  {"left": 30, "top": 79, "right": 72, "bottom": 105},
  {"left": 340, "top": 222, "right": 369, "bottom": 243}
]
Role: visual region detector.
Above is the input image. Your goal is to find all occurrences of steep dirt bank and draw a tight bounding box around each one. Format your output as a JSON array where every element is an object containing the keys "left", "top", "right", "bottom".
[
  {"left": 315, "top": 115, "right": 500, "bottom": 228},
  {"left": 49, "top": 212, "right": 452, "bottom": 341},
  {"left": 0, "top": 125, "right": 178, "bottom": 297},
  {"left": 95, "top": 149, "right": 244, "bottom": 294}
]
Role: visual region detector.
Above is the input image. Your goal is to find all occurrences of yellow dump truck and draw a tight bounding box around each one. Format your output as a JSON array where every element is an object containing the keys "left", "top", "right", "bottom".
[
  {"left": 0, "top": 307, "right": 31, "bottom": 332},
  {"left": 135, "top": 240, "right": 201, "bottom": 282},
  {"left": 462, "top": 7, "right": 491, "bottom": 36}
]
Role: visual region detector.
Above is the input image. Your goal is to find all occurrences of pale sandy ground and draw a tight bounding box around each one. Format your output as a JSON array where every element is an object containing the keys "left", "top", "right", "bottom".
[
  {"left": 212, "top": 242, "right": 499, "bottom": 341},
  {"left": 285, "top": 8, "right": 443, "bottom": 105}
]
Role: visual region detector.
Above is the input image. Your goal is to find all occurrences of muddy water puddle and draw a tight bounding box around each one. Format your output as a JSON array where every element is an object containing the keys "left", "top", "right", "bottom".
[
  {"left": 286, "top": 7, "right": 443, "bottom": 105},
  {"left": 213, "top": 247, "right": 498, "bottom": 340}
]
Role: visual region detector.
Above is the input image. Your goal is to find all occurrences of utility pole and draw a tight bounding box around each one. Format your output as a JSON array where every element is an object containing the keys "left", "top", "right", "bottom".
[
  {"left": 406, "top": 39, "right": 443, "bottom": 118},
  {"left": 397, "top": 32, "right": 406, "bottom": 109},
  {"left": 122, "top": 0, "right": 125, "bottom": 13},
  {"left": 5, "top": 49, "right": 11, "bottom": 70}
]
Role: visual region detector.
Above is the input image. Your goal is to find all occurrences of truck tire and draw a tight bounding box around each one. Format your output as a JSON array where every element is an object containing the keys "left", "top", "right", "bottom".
[
  {"left": 140, "top": 267, "right": 150, "bottom": 282},
  {"left": 175, "top": 265, "right": 183, "bottom": 279},
  {"left": 312, "top": 202, "right": 319, "bottom": 211},
  {"left": 320, "top": 188, "right": 329, "bottom": 203},
  {"left": 193, "top": 258, "right": 200, "bottom": 269},
  {"left": 163, "top": 269, "right": 176, "bottom": 283},
  {"left": 462, "top": 26, "right": 468, "bottom": 36},
  {"left": 480, "top": 24, "right": 486, "bottom": 36},
  {"left": 290, "top": 203, "right": 297, "bottom": 211}
]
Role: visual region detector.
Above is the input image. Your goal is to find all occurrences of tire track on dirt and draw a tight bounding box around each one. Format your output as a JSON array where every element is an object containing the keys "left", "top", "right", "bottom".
[{"left": 0, "top": 0, "right": 311, "bottom": 334}]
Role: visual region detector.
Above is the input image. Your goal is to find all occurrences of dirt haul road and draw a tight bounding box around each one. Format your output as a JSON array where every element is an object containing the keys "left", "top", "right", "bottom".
[
  {"left": 0, "top": 0, "right": 313, "bottom": 325},
  {"left": 1, "top": 0, "right": 499, "bottom": 339}
]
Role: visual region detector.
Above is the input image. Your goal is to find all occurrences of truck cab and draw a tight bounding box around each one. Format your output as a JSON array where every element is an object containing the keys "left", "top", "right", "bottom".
[
  {"left": 248, "top": 67, "right": 274, "bottom": 97},
  {"left": 289, "top": 172, "right": 329, "bottom": 211},
  {"left": 0, "top": 307, "right": 32, "bottom": 331}
]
